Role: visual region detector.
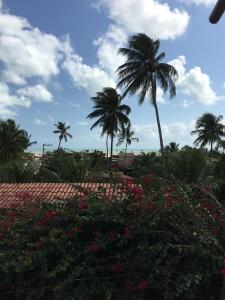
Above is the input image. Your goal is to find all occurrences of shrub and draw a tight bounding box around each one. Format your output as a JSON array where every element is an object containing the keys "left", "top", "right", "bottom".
[{"left": 0, "top": 179, "right": 225, "bottom": 299}]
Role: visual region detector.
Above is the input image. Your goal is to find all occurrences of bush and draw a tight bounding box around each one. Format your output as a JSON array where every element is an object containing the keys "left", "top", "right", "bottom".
[
  {"left": 0, "top": 160, "right": 35, "bottom": 183},
  {"left": 1, "top": 178, "right": 225, "bottom": 299}
]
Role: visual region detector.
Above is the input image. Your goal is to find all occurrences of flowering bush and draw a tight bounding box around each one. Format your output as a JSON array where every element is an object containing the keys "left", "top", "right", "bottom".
[{"left": 0, "top": 178, "right": 225, "bottom": 299}]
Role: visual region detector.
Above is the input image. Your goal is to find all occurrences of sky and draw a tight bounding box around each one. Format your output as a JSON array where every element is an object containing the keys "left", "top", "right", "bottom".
[{"left": 0, "top": 0, "right": 225, "bottom": 150}]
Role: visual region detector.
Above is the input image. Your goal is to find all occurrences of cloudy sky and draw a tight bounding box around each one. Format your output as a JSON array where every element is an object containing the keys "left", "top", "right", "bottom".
[{"left": 0, "top": 0, "right": 224, "bottom": 150}]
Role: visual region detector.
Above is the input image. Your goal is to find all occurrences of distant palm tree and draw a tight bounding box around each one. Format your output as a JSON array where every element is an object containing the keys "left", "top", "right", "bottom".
[
  {"left": 87, "top": 87, "right": 131, "bottom": 173},
  {"left": 117, "top": 126, "right": 139, "bottom": 165},
  {"left": 191, "top": 113, "right": 225, "bottom": 151},
  {"left": 53, "top": 122, "right": 72, "bottom": 150},
  {"left": 164, "top": 142, "right": 179, "bottom": 152},
  {"left": 117, "top": 33, "right": 178, "bottom": 154},
  {"left": 0, "top": 119, "right": 36, "bottom": 161}
]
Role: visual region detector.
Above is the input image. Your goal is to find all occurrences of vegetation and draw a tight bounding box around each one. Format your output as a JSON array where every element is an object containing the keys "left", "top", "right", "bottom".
[
  {"left": 0, "top": 119, "right": 36, "bottom": 162},
  {"left": 117, "top": 33, "right": 178, "bottom": 154},
  {"left": 53, "top": 121, "right": 72, "bottom": 150},
  {"left": 87, "top": 87, "right": 131, "bottom": 173},
  {"left": 191, "top": 113, "right": 225, "bottom": 151},
  {"left": 117, "top": 126, "right": 139, "bottom": 165},
  {"left": 1, "top": 177, "right": 225, "bottom": 299}
]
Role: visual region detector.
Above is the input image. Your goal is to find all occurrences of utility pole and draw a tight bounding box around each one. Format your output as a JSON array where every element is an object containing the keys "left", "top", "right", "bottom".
[{"left": 42, "top": 143, "right": 52, "bottom": 166}]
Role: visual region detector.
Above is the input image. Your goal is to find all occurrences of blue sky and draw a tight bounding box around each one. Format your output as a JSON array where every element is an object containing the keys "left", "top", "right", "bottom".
[{"left": 0, "top": 0, "right": 224, "bottom": 150}]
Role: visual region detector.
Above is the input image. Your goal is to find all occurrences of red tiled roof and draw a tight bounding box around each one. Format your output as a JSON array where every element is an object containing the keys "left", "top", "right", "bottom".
[{"left": 0, "top": 183, "right": 117, "bottom": 208}]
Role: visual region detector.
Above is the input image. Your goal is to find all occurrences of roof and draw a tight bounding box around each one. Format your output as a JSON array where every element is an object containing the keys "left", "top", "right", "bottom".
[{"left": 0, "top": 183, "right": 118, "bottom": 208}]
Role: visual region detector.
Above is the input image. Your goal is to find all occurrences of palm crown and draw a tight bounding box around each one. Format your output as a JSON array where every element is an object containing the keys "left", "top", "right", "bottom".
[
  {"left": 87, "top": 87, "right": 131, "bottom": 172},
  {"left": 53, "top": 121, "right": 72, "bottom": 149},
  {"left": 191, "top": 113, "right": 225, "bottom": 150},
  {"left": 0, "top": 119, "right": 36, "bottom": 161},
  {"left": 87, "top": 87, "right": 131, "bottom": 136},
  {"left": 117, "top": 126, "right": 139, "bottom": 146},
  {"left": 117, "top": 33, "right": 178, "bottom": 153}
]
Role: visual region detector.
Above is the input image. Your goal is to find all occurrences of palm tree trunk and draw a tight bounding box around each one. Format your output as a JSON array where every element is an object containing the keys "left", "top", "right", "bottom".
[
  {"left": 153, "top": 102, "right": 164, "bottom": 154},
  {"left": 106, "top": 134, "right": 109, "bottom": 159},
  {"left": 124, "top": 141, "right": 128, "bottom": 166},
  {"left": 58, "top": 138, "right": 62, "bottom": 150},
  {"left": 109, "top": 134, "right": 113, "bottom": 174}
]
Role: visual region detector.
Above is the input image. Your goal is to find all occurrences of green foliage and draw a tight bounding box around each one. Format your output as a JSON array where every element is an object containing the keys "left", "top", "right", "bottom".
[
  {"left": 0, "top": 119, "right": 36, "bottom": 162},
  {"left": 0, "top": 179, "right": 225, "bottom": 299},
  {"left": 132, "top": 152, "right": 164, "bottom": 177},
  {"left": 191, "top": 113, "right": 225, "bottom": 150},
  {"left": 166, "top": 148, "right": 209, "bottom": 183},
  {"left": 0, "top": 160, "right": 35, "bottom": 183}
]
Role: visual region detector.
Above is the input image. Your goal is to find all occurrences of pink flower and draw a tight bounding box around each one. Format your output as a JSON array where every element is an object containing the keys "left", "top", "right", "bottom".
[
  {"left": 123, "top": 225, "right": 132, "bottom": 239},
  {"left": 111, "top": 260, "right": 123, "bottom": 273},
  {"left": 66, "top": 231, "right": 72, "bottom": 239},
  {"left": 79, "top": 202, "right": 88, "bottom": 211},
  {"left": 124, "top": 283, "right": 135, "bottom": 294},
  {"left": 137, "top": 279, "right": 149, "bottom": 290},
  {"left": 87, "top": 241, "right": 99, "bottom": 253},
  {"left": 221, "top": 269, "right": 225, "bottom": 277}
]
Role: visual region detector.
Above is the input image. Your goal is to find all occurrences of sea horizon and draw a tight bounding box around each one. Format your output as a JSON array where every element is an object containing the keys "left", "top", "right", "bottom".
[{"left": 27, "top": 148, "right": 160, "bottom": 155}]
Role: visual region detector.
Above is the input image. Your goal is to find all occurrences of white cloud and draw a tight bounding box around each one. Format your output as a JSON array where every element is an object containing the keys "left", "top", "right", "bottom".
[
  {"left": 181, "top": 99, "right": 193, "bottom": 108},
  {"left": 0, "top": 13, "right": 63, "bottom": 85},
  {"left": 78, "top": 121, "right": 88, "bottom": 126},
  {"left": 133, "top": 120, "right": 195, "bottom": 147},
  {"left": 97, "top": 0, "right": 189, "bottom": 40},
  {"left": 0, "top": 106, "right": 17, "bottom": 119},
  {"left": 180, "top": 0, "right": 216, "bottom": 6},
  {"left": 63, "top": 37, "right": 115, "bottom": 96},
  {"left": 70, "top": 102, "right": 81, "bottom": 108},
  {"left": 16, "top": 84, "right": 53, "bottom": 102},
  {"left": 94, "top": 25, "right": 126, "bottom": 75},
  {"left": 169, "top": 55, "right": 223, "bottom": 105},
  {"left": 34, "top": 118, "right": 47, "bottom": 125}
]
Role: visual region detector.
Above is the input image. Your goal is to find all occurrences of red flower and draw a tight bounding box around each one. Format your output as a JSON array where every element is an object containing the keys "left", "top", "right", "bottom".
[
  {"left": 123, "top": 225, "right": 132, "bottom": 239},
  {"left": 111, "top": 260, "right": 123, "bottom": 273},
  {"left": 87, "top": 241, "right": 99, "bottom": 253},
  {"left": 66, "top": 231, "right": 72, "bottom": 239},
  {"left": 143, "top": 175, "right": 153, "bottom": 185},
  {"left": 221, "top": 269, "right": 225, "bottom": 277},
  {"left": 76, "top": 226, "right": 81, "bottom": 233},
  {"left": 124, "top": 283, "right": 135, "bottom": 294},
  {"left": 79, "top": 202, "right": 88, "bottom": 211},
  {"left": 107, "top": 231, "right": 116, "bottom": 241},
  {"left": 146, "top": 202, "right": 156, "bottom": 212},
  {"left": 137, "top": 279, "right": 149, "bottom": 290}
]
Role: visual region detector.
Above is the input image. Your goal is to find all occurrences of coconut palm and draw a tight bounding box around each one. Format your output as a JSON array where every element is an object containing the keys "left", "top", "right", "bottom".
[
  {"left": 87, "top": 87, "right": 131, "bottom": 173},
  {"left": 117, "top": 126, "right": 139, "bottom": 165},
  {"left": 0, "top": 119, "right": 36, "bottom": 161},
  {"left": 191, "top": 113, "right": 225, "bottom": 151},
  {"left": 164, "top": 142, "right": 179, "bottom": 152},
  {"left": 117, "top": 33, "right": 178, "bottom": 154},
  {"left": 53, "top": 122, "right": 72, "bottom": 149}
]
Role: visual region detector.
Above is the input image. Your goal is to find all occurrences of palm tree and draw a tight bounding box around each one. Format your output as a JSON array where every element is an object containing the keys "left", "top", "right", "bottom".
[
  {"left": 191, "top": 113, "right": 225, "bottom": 151},
  {"left": 117, "top": 33, "right": 178, "bottom": 154},
  {"left": 0, "top": 119, "right": 36, "bottom": 161},
  {"left": 87, "top": 87, "right": 131, "bottom": 173},
  {"left": 117, "top": 126, "right": 139, "bottom": 165},
  {"left": 53, "top": 122, "right": 72, "bottom": 149},
  {"left": 164, "top": 142, "right": 179, "bottom": 152}
]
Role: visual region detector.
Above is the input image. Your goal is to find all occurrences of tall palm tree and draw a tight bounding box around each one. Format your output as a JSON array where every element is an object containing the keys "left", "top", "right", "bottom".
[
  {"left": 117, "top": 33, "right": 178, "bottom": 154},
  {"left": 0, "top": 119, "right": 36, "bottom": 161},
  {"left": 53, "top": 122, "right": 72, "bottom": 149},
  {"left": 164, "top": 142, "right": 179, "bottom": 152},
  {"left": 87, "top": 87, "right": 131, "bottom": 173},
  {"left": 191, "top": 113, "right": 225, "bottom": 151},
  {"left": 117, "top": 126, "right": 139, "bottom": 165}
]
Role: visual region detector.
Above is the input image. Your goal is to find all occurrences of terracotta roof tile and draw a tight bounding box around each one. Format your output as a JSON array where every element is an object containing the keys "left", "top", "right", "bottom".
[{"left": 0, "top": 183, "right": 122, "bottom": 208}]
